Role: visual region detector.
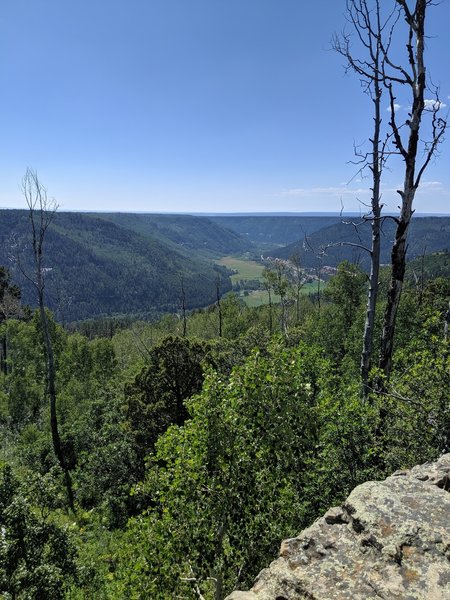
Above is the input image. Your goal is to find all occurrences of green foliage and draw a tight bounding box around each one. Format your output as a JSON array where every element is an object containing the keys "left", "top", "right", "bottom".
[
  {"left": 0, "top": 465, "right": 78, "bottom": 600},
  {"left": 111, "top": 342, "right": 329, "bottom": 598},
  {"left": 1, "top": 318, "right": 47, "bottom": 428},
  {"left": 310, "top": 382, "right": 382, "bottom": 510},
  {"left": 124, "top": 336, "right": 214, "bottom": 469},
  {"left": 406, "top": 250, "right": 450, "bottom": 282},
  {"left": 0, "top": 266, "right": 22, "bottom": 323},
  {"left": 73, "top": 385, "right": 139, "bottom": 528},
  {"left": 301, "top": 261, "right": 366, "bottom": 370},
  {"left": 0, "top": 253, "right": 449, "bottom": 600},
  {"left": 379, "top": 315, "right": 450, "bottom": 471}
]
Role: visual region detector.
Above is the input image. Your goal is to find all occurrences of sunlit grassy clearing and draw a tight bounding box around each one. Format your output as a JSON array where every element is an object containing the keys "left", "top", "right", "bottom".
[
  {"left": 217, "top": 254, "right": 321, "bottom": 308},
  {"left": 216, "top": 256, "right": 266, "bottom": 283},
  {"left": 237, "top": 281, "right": 319, "bottom": 307}
]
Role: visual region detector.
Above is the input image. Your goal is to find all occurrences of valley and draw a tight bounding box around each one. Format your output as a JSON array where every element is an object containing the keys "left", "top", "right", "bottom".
[{"left": 1, "top": 210, "right": 449, "bottom": 323}]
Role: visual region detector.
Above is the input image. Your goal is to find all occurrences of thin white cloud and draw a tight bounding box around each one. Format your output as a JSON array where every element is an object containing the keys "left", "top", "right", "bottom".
[
  {"left": 419, "top": 181, "right": 443, "bottom": 187},
  {"left": 283, "top": 186, "right": 370, "bottom": 197},
  {"left": 416, "top": 181, "right": 450, "bottom": 196},
  {"left": 386, "top": 103, "right": 402, "bottom": 112},
  {"left": 424, "top": 98, "right": 447, "bottom": 111},
  {"left": 279, "top": 181, "right": 450, "bottom": 213},
  {"left": 283, "top": 181, "right": 450, "bottom": 202}
]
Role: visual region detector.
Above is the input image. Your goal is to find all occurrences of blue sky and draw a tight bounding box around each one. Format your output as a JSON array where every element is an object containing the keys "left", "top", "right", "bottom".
[{"left": 1, "top": 0, "right": 449, "bottom": 213}]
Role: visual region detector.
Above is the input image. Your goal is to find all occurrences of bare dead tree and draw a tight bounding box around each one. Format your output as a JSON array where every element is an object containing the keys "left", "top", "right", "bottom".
[
  {"left": 335, "top": 0, "right": 446, "bottom": 390},
  {"left": 334, "top": 0, "right": 397, "bottom": 396},
  {"left": 378, "top": 0, "right": 447, "bottom": 380},
  {"left": 21, "top": 168, "right": 74, "bottom": 510}
]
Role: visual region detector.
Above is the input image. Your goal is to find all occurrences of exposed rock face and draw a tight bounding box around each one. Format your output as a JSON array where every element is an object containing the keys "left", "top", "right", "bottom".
[{"left": 226, "top": 454, "right": 450, "bottom": 600}]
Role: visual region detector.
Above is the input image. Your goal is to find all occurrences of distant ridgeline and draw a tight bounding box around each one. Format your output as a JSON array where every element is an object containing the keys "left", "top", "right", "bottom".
[
  {"left": 208, "top": 215, "right": 344, "bottom": 246},
  {"left": 271, "top": 216, "right": 450, "bottom": 269},
  {"left": 1, "top": 210, "right": 449, "bottom": 323},
  {"left": 208, "top": 215, "right": 450, "bottom": 266}
]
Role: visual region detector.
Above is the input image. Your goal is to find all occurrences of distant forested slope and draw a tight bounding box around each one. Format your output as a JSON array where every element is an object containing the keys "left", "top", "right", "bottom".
[
  {"left": 0, "top": 210, "right": 233, "bottom": 322},
  {"left": 208, "top": 215, "right": 343, "bottom": 248},
  {"left": 92, "top": 213, "right": 252, "bottom": 257},
  {"left": 274, "top": 217, "right": 450, "bottom": 268},
  {"left": 406, "top": 250, "right": 450, "bottom": 281}
]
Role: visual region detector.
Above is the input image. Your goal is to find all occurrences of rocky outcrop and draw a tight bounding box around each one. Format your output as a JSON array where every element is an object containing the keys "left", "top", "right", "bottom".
[{"left": 226, "top": 454, "right": 450, "bottom": 600}]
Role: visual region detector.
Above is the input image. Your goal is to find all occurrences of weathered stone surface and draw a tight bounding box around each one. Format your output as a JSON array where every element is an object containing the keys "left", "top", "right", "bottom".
[{"left": 225, "top": 454, "right": 450, "bottom": 600}]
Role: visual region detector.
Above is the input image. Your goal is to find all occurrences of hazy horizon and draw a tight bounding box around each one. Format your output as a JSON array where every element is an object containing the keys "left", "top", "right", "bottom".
[{"left": 2, "top": 207, "right": 450, "bottom": 218}]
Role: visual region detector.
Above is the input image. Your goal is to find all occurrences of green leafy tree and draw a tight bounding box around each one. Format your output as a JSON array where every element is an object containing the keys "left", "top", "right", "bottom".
[
  {"left": 0, "top": 267, "right": 24, "bottom": 375},
  {"left": 124, "top": 336, "right": 214, "bottom": 469},
  {"left": 303, "top": 261, "right": 366, "bottom": 368},
  {"left": 0, "top": 465, "right": 78, "bottom": 599},
  {"left": 263, "top": 261, "right": 289, "bottom": 334},
  {"left": 378, "top": 314, "right": 450, "bottom": 471},
  {"left": 111, "top": 341, "right": 328, "bottom": 599}
]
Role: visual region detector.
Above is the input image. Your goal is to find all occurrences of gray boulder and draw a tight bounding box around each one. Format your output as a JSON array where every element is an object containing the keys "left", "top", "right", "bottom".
[{"left": 225, "top": 454, "right": 450, "bottom": 600}]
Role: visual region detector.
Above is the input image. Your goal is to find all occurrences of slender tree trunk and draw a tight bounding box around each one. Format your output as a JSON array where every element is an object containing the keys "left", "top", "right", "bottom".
[
  {"left": 379, "top": 199, "right": 413, "bottom": 377},
  {"left": 316, "top": 266, "right": 321, "bottom": 313},
  {"left": 38, "top": 280, "right": 75, "bottom": 511},
  {"left": 0, "top": 333, "right": 6, "bottom": 374},
  {"left": 267, "top": 287, "right": 273, "bottom": 334},
  {"left": 180, "top": 275, "right": 187, "bottom": 337},
  {"left": 281, "top": 295, "right": 288, "bottom": 336},
  {"left": 216, "top": 279, "right": 222, "bottom": 338},
  {"left": 335, "top": 0, "right": 446, "bottom": 387},
  {"left": 445, "top": 302, "right": 450, "bottom": 341},
  {"left": 378, "top": 0, "right": 446, "bottom": 380},
  {"left": 214, "top": 523, "right": 224, "bottom": 600},
  {"left": 361, "top": 39, "right": 383, "bottom": 396},
  {"left": 361, "top": 214, "right": 381, "bottom": 393},
  {"left": 378, "top": 0, "right": 424, "bottom": 379},
  {"left": 23, "top": 168, "right": 75, "bottom": 510}
]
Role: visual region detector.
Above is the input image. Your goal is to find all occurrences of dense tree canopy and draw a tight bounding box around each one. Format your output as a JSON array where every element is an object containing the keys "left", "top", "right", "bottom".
[{"left": 0, "top": 254, "right": 448, "bottom": 599}]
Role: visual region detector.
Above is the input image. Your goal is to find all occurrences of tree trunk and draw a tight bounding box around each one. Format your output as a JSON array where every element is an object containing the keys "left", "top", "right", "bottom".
[
  {"left": 379, "top": 203, "right": 412, "bottom": 378},
  {"left": 38, "top": 288, "right": 75, "bottom": 511},
  {"left": 216, "top": 279, "right": 222, "bottom": 338},
  {"left": 23, "top": 168, "right": 75, "bottom": 511},
  {"left": 0, "top": 333, "right": 6, "bottom": 374},
  {"left": 377, "top": 0, "right": 444, "bottom": 381},
  {"left": 360, "top": 43, "right": 383, "bottom": 396},
  {"left": 267, "top": 287, "right": 273, "bottom": 334},
  {"left": 180, "top": 275, "right": 187, "bottom": 337},
  {"left": 361, "top": 212, "right": 381, "bottom": 394}
]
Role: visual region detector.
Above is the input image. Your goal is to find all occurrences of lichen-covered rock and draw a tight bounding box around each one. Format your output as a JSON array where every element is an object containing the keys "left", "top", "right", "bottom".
[{"left": 225, "top": 454, "right": 450, "bottom": 600}]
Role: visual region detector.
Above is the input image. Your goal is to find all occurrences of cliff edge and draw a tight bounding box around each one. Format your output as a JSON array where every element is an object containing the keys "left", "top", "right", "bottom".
[{"left": 226, "top": 454, "right": 450, "bottom": 600}]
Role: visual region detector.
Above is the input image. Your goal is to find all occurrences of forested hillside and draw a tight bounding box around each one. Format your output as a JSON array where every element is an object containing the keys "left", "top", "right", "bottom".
[
  {"left": 274, "top": 216, "right": 450, "bottom": 268},
  {"left": 91, "top": 212, "right": 252, "bottom": 258},
  {"left": 0, "top": 210, "right": 235, "bottom": 322},
  {"left": 209, "top": 214, "right": 343, "bottom": 248},
  {"left": 407, "top": 250, "right": 450, "bottom": 281}
]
